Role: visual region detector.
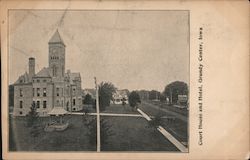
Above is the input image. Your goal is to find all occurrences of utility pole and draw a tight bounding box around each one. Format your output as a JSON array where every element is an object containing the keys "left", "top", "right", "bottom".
[{"left": 94, "top": 77, "right": 101, "bottom": 152}]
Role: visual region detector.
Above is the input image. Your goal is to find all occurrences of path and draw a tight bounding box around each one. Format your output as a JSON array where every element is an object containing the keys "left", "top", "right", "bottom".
[
  {"left": 137, "top": 108, "right": 188, "bottom": 152},
  {"left": 70, "top": 112, "right": 176, "bottom": 119},
  {"left": 70, "top": 112, "right": 144, "bottom": 117}
]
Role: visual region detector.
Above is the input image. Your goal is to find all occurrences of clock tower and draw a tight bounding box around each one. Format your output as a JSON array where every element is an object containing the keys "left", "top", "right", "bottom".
[{"left": 48, "top": 30, "right": 66, "bottom": 78}]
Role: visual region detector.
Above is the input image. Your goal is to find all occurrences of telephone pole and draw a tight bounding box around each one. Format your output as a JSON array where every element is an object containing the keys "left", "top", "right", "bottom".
[{"left": 94, "top": 77, "right": 101, "bottom": 152}]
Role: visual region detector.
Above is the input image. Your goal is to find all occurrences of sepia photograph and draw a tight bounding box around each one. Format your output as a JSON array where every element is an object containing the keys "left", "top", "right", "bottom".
[{"left": 8, "top": 10, "right": 189, "bottom": 152}]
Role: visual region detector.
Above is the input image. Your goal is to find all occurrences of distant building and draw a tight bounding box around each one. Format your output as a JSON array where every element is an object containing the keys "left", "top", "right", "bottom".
[
  {"left": 111, "top": 89, "right": 129, "bottom": 105},
  {"left": 137, "top": 90, "right": 149, "bottom": 100},
  {"left": 13, "top": 30, "right": 83, "bottom": 116}
]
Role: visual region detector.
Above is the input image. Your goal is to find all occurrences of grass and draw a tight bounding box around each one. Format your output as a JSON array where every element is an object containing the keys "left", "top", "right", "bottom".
[
  {"left": 77, "top": 104, "right": 138, "bottom": 115},
  {"left": 146, "top": 100, "right": 188, "bottom": 116},
  {"left": 102, "top": 104, "right": 138, "bottom": 114},
  {"left": 9, "top": 115, "right": 179, "bottom": 151},
  {"left": 101, "top": 116, "right": 178, "bottom": 151},
  {"left": 10, "top": 115, "right": 95, "bottom": 151},
  {"left": 138, "top": 102, "right": 188, "bottom": 144}
]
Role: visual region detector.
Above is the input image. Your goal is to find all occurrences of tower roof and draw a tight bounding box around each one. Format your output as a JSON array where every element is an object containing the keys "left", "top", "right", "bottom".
[{"left": 49, "top": 30, "right": 65, "bottom": 46}]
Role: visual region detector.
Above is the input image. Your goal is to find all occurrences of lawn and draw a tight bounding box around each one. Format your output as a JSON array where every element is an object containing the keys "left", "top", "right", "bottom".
[
  {"left": 146, "top": 100, "right": 188, "bottom": 116},
  {"left": 102, "top": 104, "right": 138, "bottom": 114},
  {"left": 138, "top": 102, "right": 188, "bottom": 145},
  {"left": 76, "top": 104, "right": 138, "bottom": 115},
  {"left": 9, "top": 115, "right": 179, "bottom": 152}
]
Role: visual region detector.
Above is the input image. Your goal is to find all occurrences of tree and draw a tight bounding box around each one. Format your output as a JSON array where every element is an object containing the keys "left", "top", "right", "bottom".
[
  {"left": 26, "top": 102, "right": 41, "bottom": 138},
  {"left": 26, "top": 102, "right": 39, "bottom": 128},
  {"left": 83, "top": 93, "right": 93, "bottom": 105},
  {"left": 149, "top": 90, "right": 161, "bottom": 100},
  {"left": 128, "top": 91, "right": 141, "bottom": 109},
  {"left": 98, "top": 82, "right": 116, "bottom": 111},
  {"left": 83, "top": 116, "right": 114, "bottom": 150},
  {"left": 163, "top": 81, "right": 188, "bottom": 104},
  {"left": 9, "top": 84, "right": 14, "bottom": 112},
  {"left": 159, "top": 94, "right": 166, "bottom": 102}
]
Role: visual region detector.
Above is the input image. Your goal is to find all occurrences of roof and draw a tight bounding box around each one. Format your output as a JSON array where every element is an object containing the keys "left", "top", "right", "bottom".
[
  {"left": 48, "top": 107, "right": 68, "bottom": 115},
  {"left": 35, "top": 67, "right": 51, "bottom": 77},
  {"left": 14, "top": 72, "right": 30, "bottom": 84},
  {"left": 65, "top": 71, "right": 81, "bottom": 84},
  {"left": 49, "top": 30, "right": 65, "bottom": 45},
  {"left": 69, "top": 72, "right": 80, "bottom": 80}
]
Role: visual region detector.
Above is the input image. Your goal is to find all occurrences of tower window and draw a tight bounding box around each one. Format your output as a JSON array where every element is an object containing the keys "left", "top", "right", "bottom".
[
  {"left": 73, "top": 99, "right": 76, "bottom": 106},
  {"left": 53, "top": 66, "right": 57, "bottom": 76}
]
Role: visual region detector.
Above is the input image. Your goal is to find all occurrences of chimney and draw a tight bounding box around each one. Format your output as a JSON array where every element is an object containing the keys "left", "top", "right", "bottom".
[{"left": 29, "top": 57, "right": 35, "bottom": 77}]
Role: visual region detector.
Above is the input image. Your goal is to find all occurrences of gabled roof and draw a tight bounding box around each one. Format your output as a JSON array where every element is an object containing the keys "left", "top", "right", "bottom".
[
  {"left": 35, "top": 67, "right": 51, "bottom": 77},
  {"left": 14, "top": 72, "right": 30, "bottom": 84},
  {"left": 49, "top": 30, "right": 65, "bottom": 45}
]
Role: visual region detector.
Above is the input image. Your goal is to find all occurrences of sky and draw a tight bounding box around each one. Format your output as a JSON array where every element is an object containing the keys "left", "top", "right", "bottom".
[{"left": 8, "top": 10, "right": 189, "bottom": 92}]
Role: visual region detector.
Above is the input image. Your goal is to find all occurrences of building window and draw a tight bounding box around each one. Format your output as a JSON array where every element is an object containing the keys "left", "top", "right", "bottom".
[
  {"left": 33, "top": 88, "right": 35, "bottom": 97},
  {"left": 37, "top": 101, "right": 40, "bottom": 108},
  {"left": 20, "top": 80, "right": 23, "bottom": 83},
  {"left": 56, "top": 88, "right": 59, "bottom": 96},
  {"left": 43, "top": 88, "right": 47, "bottom": 97},
  {"left": 73, "top": 99, "right": 76, "bottom": 106},
  {"left": 37, "top": 88, "right": 40, "bottom": 97},
  {"left": 19, "top": 111, "right": 22, "bottom": 115},
  {"left": 43, "top": 101, "right": 47, "bottom": 108},
  {"left": 20, "top": 88, "right": 23, "bottom": 97},
  {"left": 43, "top": 79, "right": 47, "bottom": 82},
  {"left": 20, "top": 101, "right": 23, "bottom": 108},
  {"left": 37, "top": 79, "right": 40, "bottom": 83}
]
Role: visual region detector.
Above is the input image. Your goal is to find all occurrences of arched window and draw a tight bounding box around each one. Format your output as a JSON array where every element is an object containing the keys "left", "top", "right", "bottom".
[{"left": 53, "top": 65, "right": 57, "bottom": 76}]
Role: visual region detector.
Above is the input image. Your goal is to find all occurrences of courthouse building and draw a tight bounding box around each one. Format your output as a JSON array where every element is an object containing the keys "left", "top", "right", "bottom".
[{"left": 13, "top": 30, "right": 83, "bottom": 116}]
